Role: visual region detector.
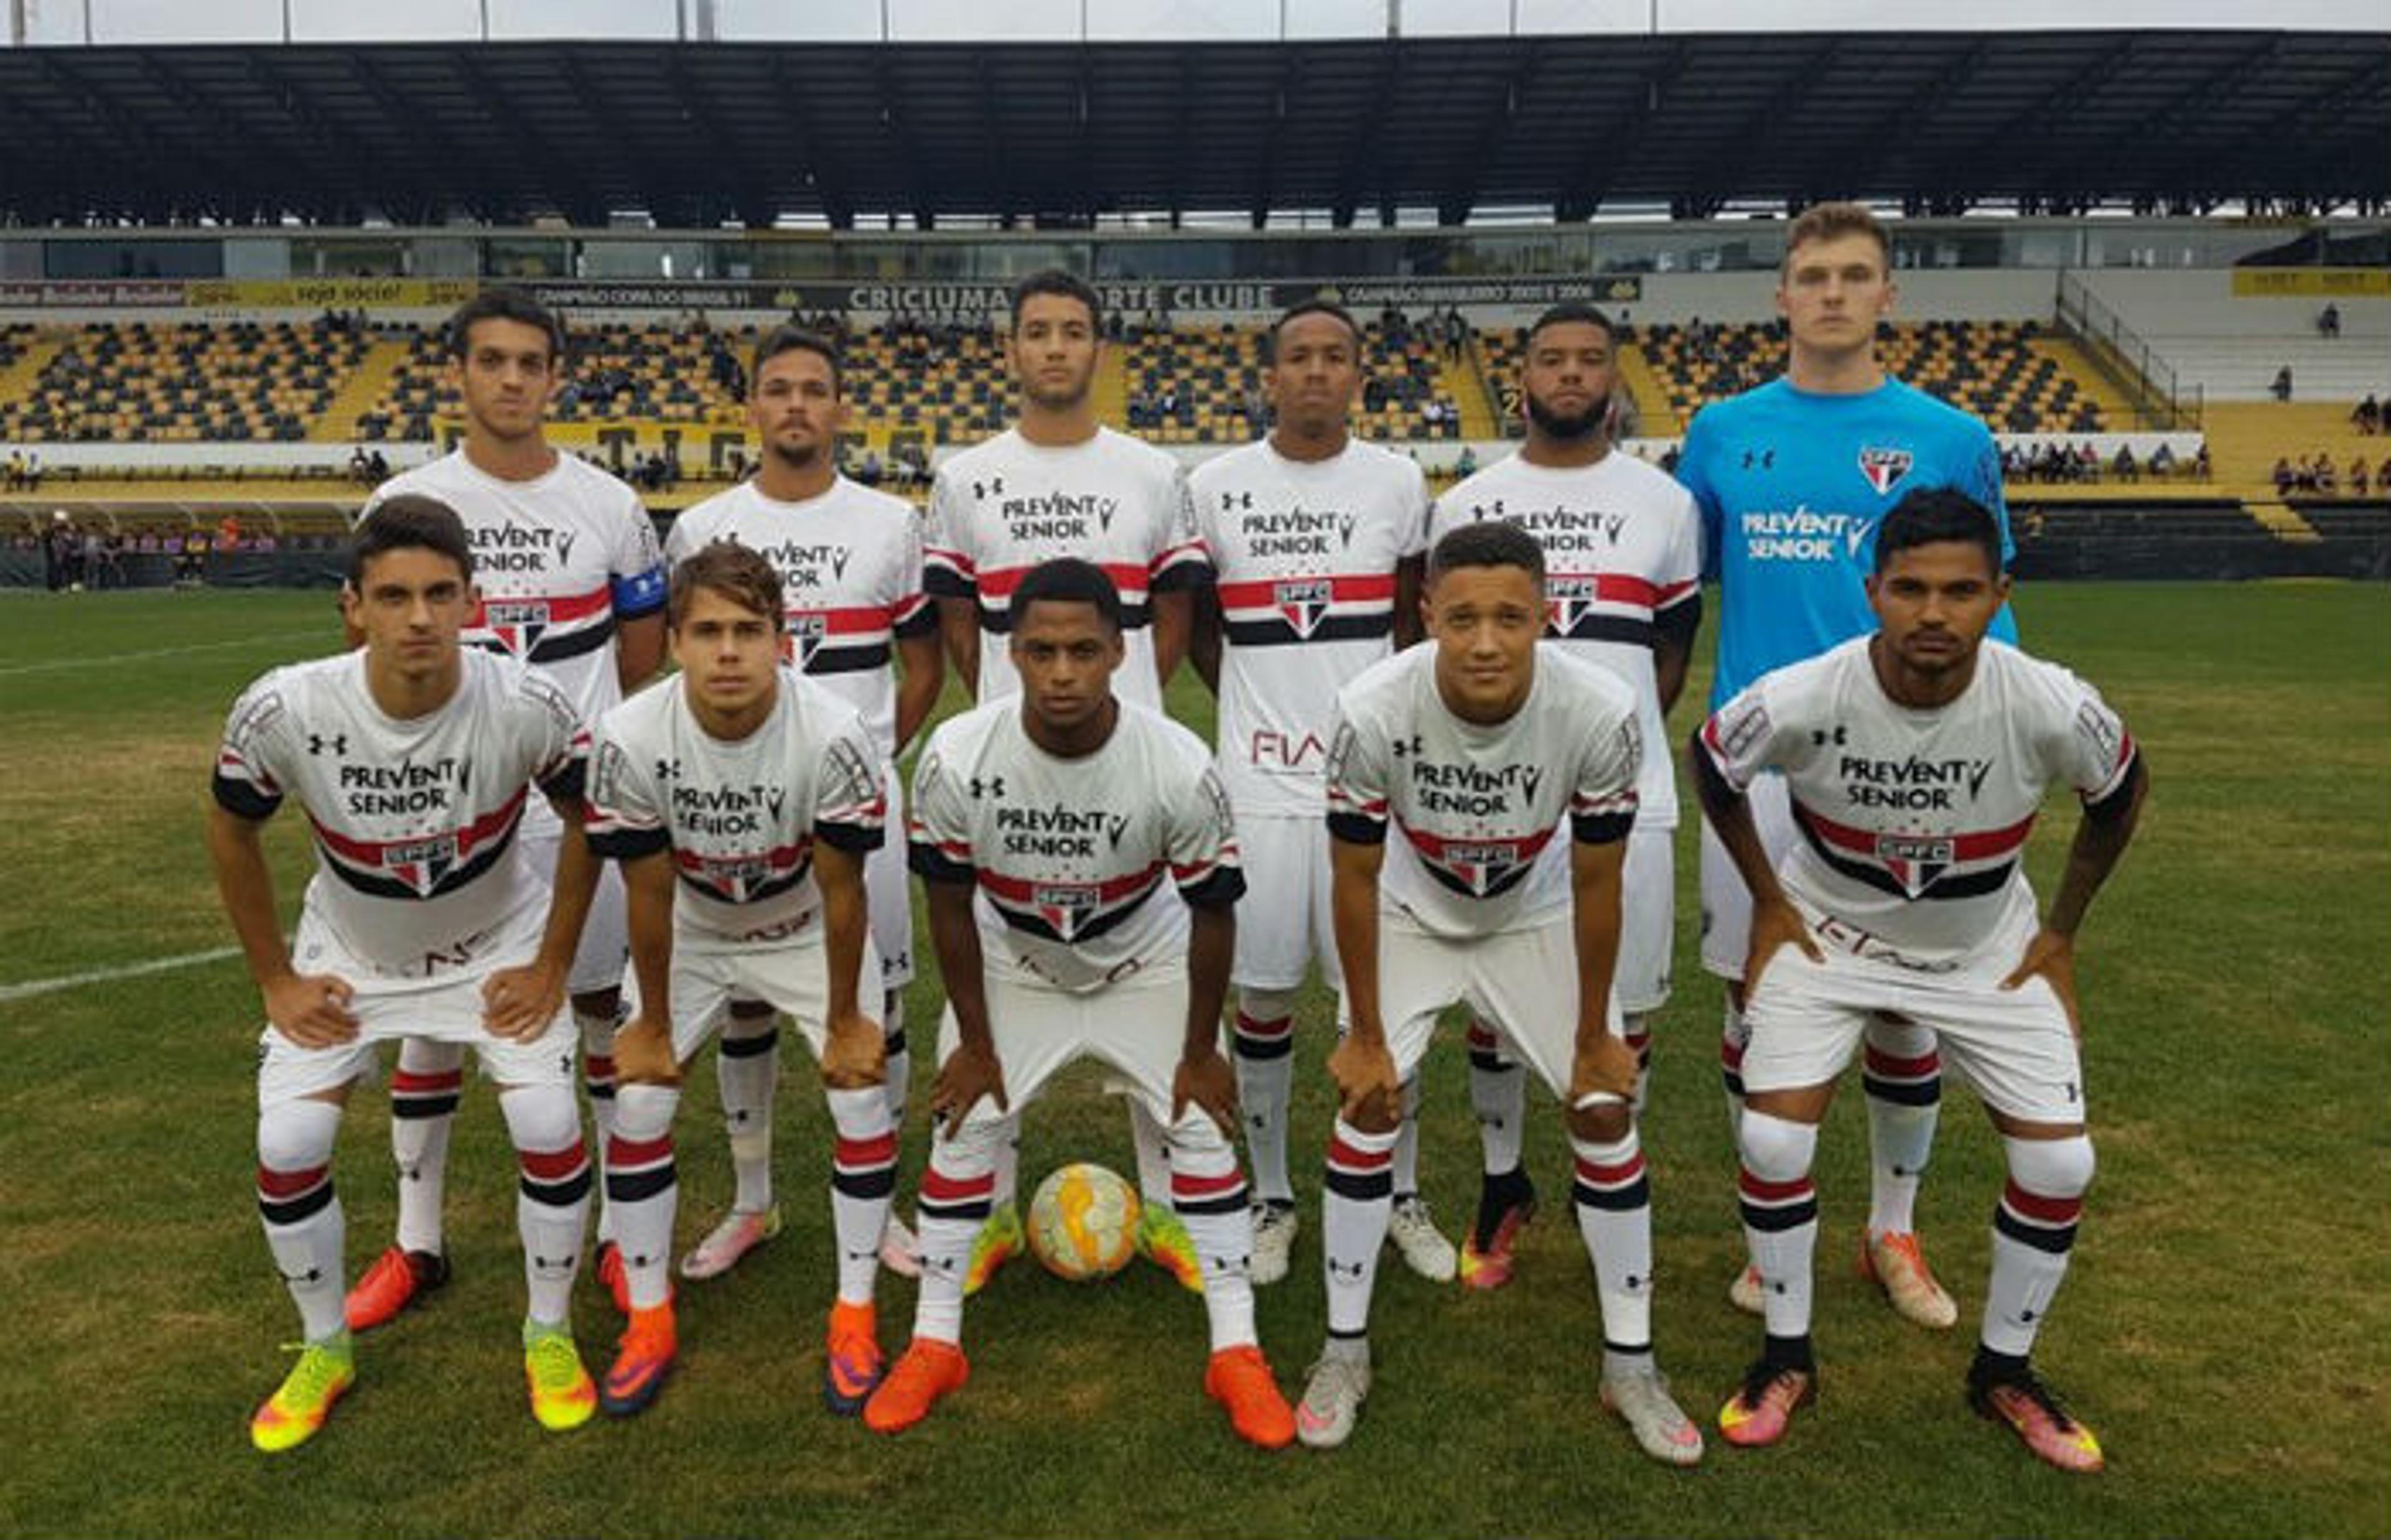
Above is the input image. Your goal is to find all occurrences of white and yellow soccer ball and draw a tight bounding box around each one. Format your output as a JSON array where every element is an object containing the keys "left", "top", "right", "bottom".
[{"left": 1026, "top": 1162, "right": 1141, "bottom": 1282}]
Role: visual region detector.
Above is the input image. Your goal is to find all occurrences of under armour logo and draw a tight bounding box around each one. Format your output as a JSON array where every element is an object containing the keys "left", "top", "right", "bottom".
[
  {"left": 279, "top": 1265, "right": 323, "bottom": 1285},
  {"left": 654, "top": 757, "right": 682, "bottom": 780},
  {"left": 533, "top": 1253, "right": 575, "bottom": 1274},
  {"left": 1740, "top": 448, "right": 1776, "bottom": 471},
  {"left": 968, "top": 775, "right": 1006, "bottom": 799},
  {"left": 1389, "top": 734, "right": 1424, "bottom": 759},
  {"left": 973, "top": 477, "right": 1004, "bottom": 500},
  {"left": 307, "top": 733, "right": 347, "bottom": 756},
  {"left": 1327, "top": 1256, "right": 1366, "bottom": 1281},
  {"left": 845, "top": 1247, "right": 879, "bottom": 1263},
  {"left": 1810, "top": 726, "right": 1847, "bottom": 748}
]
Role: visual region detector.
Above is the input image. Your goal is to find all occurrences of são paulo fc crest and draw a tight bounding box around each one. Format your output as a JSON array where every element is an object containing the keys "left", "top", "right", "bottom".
[
  {"left": 1857, "top": 447, "right": 1915, "bottom": 497},
  {"left": 1443, "top": 841, "right": 1524, "bottom": 898},
  {"left": 1032, "top": 881, "right": 1100, "bottom": 940},
  {"left": 1874, "top": 832, "right": 1954, "bottom": 897},
  {"left": 482, "top": 598, "right": 552, "bottom": 656},
  {"left": 1546, "top": 576, "right": 1598, "bottom": 637},
  {"left": 1272, "top": 578, "right": 1333, "bottom": 639},
  {"left": 384, "top": 834, "right": 459, "bottom": 896},
  {"left": 787, "top": 612, "right": 829, "bottom": 667}
]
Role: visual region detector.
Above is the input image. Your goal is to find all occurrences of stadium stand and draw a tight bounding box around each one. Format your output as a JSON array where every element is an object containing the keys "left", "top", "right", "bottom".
[{"left": 0, "top": 321, "right": 369, "bottom": 444}]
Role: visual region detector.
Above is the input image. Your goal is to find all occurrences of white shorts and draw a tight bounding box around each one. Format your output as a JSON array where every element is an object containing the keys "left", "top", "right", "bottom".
[
  {"left": 1352, "top": 909, "right": 1623, "bottom": 1104},
  {"left": 1615, "top": 825, "right": 1674, "bottom": 1016},
  {"left": 868, "top": 765, "right": 915, "bottom": 992},
  {"left": 520, "top": 824, "right": 631, "bottom": 998},
  {"left": 258, "top": 905, "right": 576, "bottom": 1109},
  {"left": 1699, "top": 772, "right": 1798, "bottom": 982},
  {"left": 671, "top": 929, "right": 884, "bottom": 1067},
  {"left": 934, "top": 952, "right": 1197, "bottom": 1130},
  {"left": 1232, "top": 812, "right": 1338, "bottom": 993},
  {"left": 1738, "top": 912, "right": 2087, "bottom": 1125}
]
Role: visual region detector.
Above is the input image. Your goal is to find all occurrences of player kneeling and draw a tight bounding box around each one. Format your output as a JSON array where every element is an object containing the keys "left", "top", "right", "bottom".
[
  {"left": 864, "top": 558, "right": 1296, "bottom": 1449},
  {"left": 583, "top": 543, "right": 896, "bottom": 1417},
  {"left": 209, "top": 497, "right": 606, "bottom": 1450},
  {"left": 1694, "top": 489, "right": 2146, "bottom": 1473},
  {"left": 1295, "top": 521, "right": 1701, "bottom": 1465}
]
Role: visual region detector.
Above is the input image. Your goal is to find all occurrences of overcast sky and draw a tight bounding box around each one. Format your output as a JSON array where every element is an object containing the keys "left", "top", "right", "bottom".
[{"left": 10, "top": 0, "right": 2386, "bottom": 44}]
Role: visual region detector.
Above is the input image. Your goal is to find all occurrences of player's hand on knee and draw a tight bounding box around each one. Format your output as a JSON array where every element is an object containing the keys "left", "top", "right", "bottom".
[
  {"left": 930, "top": 1044, "right": 1008, "bottom": 1139},
  {"left": 1743, "top": 894, "right": 1824, "bottom": 993},
  {"left": 613, "top": 1014, "right": 682, "bottom": 1086},
  {"left": 2001, "top": 928, "right": 2082, "bottom": 1040},
  {"left": 1172, "top": 1046, "right": 1240, "bottom": 1137},
  {"left": 1327, "top": 1034, "right": 1400, "bottom": 1132},
  {"left": 265, "top": 971, "right": 359, "bottom": 1048},
  {"left": 480, "top": 960, "right": 565, "bottom": 1041},
  {"left": 1568, "top": 1031, "right": 1639, "bottom": 1122},
  {"left": 820, "top": 1007, "right": 887, "bottom": 1090}
]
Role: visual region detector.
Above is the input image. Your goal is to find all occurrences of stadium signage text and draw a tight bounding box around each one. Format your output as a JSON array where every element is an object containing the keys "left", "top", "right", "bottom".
[{"left": 518, "top": 276, "right": 1637, "bottom": 314}]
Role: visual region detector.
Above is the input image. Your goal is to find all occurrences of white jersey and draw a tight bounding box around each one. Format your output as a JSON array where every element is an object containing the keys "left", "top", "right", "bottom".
[
  {"left": 925, "top": 426, "right": 1210, "bottom": 708},
  {"left": 665, "top": 476, "right": 933, "bottom": 757},
  {"left": 367, "top": 449, "right": 664, "bottom": 835},
  {"left": 583, "top": 667, "right": 887, "bottom": 948},
  {"left": 1191, "top": 438, "right": 1430, "bottom": 816},
  {"left": 1326, "top": 645, "right": 1641, "bottom": 937},
  {"left": 1696, "top": 636, "right": 2138, "bottom": 970},
  {"left": 908, "top": 698, "right": 1242, "bottom": 993},
  {"left": 1430, "top": 451, "right": 1700, "bottom": 829},
  {"left": 212, "top": 649, "right": 587, "bottom": 972}
]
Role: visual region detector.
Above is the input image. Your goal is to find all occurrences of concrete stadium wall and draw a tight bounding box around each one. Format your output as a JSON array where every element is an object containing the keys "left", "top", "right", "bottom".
[{"left": 2073, "top": 270, "right": 2391, "bottom": 401}]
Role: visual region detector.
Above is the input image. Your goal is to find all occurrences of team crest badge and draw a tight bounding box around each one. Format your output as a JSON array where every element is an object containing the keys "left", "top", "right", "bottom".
[
  {"left": 482, "top": 598, "right": 552, "bottom": 657},
  {"left": 1443, "top": 841, "right": 1523, "bottom": 898},
  {"left": 1273, "top": 578, "right": 1333, "bottom": 639},
  {"left": 787, "top": 611, "right": 829, "bottom": 667},
  {"left": 384, "top": 834, "right": 460, "bottom": 897},
  {"left": 1857, "top": 447, "right": 1914, "bottom": 496},
  {"left": 1545, "top": 576, "right": 1597, "bottom": 637},
  {"left": 1032, "top": 881, "right": 1100, "bottom": 941},
  {"left": 704, "top": 853, "right": 773, "bottom": 903},
  {"left": 1874, "top": 832, "right": 1954, "bottom": 898}
]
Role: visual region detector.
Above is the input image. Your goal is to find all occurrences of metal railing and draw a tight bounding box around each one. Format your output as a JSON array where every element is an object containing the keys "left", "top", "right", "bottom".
[{"left": 2057, "top": 271, "right": 2204, "bottom": 431}]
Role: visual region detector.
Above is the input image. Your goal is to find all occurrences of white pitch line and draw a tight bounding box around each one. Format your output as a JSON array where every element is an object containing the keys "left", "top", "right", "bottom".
[
  {"left": 0, "top": 946, "right": 242, "bottom": 1004},
  {"left": 0, "top": 627, "right": 326, "bottom": 678}
]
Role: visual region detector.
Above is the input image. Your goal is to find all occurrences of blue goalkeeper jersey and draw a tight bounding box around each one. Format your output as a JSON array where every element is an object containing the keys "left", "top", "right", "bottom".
[{"left": 1676, "top": 375, "right": 2017, "bottom": 709}]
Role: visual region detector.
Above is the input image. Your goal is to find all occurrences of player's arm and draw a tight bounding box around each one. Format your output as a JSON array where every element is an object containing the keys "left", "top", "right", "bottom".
[
  {"left": 1689, "top": 724, "right": 1823, "bottom": 986},
  {"left": 1172, "top": 899, "right": 1240, "bottom": 1135},
  {"left": 1652, "top": 593, "right": 1702, "bottom": 716},
  {"left": 813, "top": 836, "right": 886, "bottom": 1090},
  {"left": 893, "top": 627, "right": 945, "bottom": 756},
  {"left": 1150, "top": 585, "right": 1194, "bottom": 690},
  {"left": 1187, "top": 578, "right": 1224, "bottom": 697},
  {"left": 481, "top": 796, "right": 600, "bottom": 1040},
  {"left": 1392, "top": 554, "right": 1427, "bottom": 649},
  {"left": 2000, "top": 753, "right": 2148, "bottom": 1033},
  {"left": 936, "top": 597, "right": 981, "bottom": 697},
  {"left": 1325, "top": 830, "right": 1400, "bottom": 1129},
  {"left": 910, "top": 749, "right": 1006, "bottom": 1136},
  {"left": 206, "top": 802, "right": 360, "bottom": 1046},
  {"left": 615, "top": 610, "right": 666, "bottom": 693},
  {"left": 608, "top": 846, "right": 681, "bottom": 1085},
  {"left": 1565, "top": 833, "right": 1638, "bottom": 1118}
]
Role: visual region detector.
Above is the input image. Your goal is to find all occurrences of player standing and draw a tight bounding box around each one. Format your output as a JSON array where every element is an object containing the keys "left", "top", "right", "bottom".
[
  {"left": 210, "top": 497, "right": 603, "bottom": 1450},
  {"left": 1427, "top": 303, "right": 1702, "bottom": 1290},
  {"left": 862, "top": 559, "right": 1295, "bottom": 1448},
  {"left": 1294, "top": 522, "right": 1702, "bottom": 1465},
  {"left": 1676, "top": 202, "right": 2017, "bottom": 1325},
  {"left": 582, "top": 543, "right": 895, "bottom": 1418},
  {"left": 663, "top": 327, "right": 940, "bottom": 1282},
  {"left": 1186, "top": 299, "right": 1445, "bottom": 1287},
  {"left": 1695, "top": 489, "right": 2143, "bottom": 1472},
  {"left": 347, "top": 288, "right": 667, "bottom": 1329},
  {"left": 923, "top": 270, "right": 1212, "bottom": 1292}
]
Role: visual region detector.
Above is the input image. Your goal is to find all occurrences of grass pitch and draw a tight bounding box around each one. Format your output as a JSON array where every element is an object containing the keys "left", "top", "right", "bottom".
[{"left": 0, "top": 581, "right": 2385, "bottom": 1539}]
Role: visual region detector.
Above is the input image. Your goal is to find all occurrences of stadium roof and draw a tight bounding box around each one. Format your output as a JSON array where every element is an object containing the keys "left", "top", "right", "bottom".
[{"left": 0, "top": 31, "right": 2383, "bottom": 227}]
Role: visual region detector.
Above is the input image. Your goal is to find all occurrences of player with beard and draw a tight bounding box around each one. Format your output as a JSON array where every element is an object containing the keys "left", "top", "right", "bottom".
[
  {"left": 1428, "top": 304, "right": 1701, "bottom": 1292},
  {"left": 664, "top": 328, "right": 940, "bottom": 1283},
  {"left": 923, "top": 271, "right": 1214, "bottom": 1296},
  {"left": 348, "top": 289, "right": 666, "bottom": 1331}
]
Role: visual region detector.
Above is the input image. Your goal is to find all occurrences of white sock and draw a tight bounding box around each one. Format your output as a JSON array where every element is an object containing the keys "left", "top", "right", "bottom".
[
  {"left": 1167, "top": 1120, "right": 1257, "bottom": 1351},
  {"left": 1232, "top": 988, "right": 1298, "bottom": 1206},
  {"left": 1321, "top": 1118, "right": 1398, "bottom": 1339},
  {"left": 606, "top": 1082, "right": 679, "bottom": 1312},
  {"left": 717, "top": 1010, "right": 780, "bottom": 1214},
  {"left": 257, "top": 1098, "right": 346, "bottom": 1342},
  {"left": 827, "top": 1086, "right": 896, "bottom": 1306},
  {"left": 1737, "top": 1110, "right": 1820, "bottom": 1343},
  {"left": 1983, "top": 1135, "right": 2094, "bottom": 1357},
  {"left": 1570, "top": 1128, "right": 1654, "bottom": 1352},
  {"left": 1862, "top": 1019, "right": 1941, "bottom": 1238},
  {"left": 1467, "top": 1016, "right": 1527, "bottom": 1176},
  {"left": 389, "top": 1037, "right": 464, "bottom": 1257},
  {"left": 502, "top": 1084, "right": 592, "bottom": 1328},
  {"left": 911, "top": 1119, "right": 1001, "bottom": 1345},
  {"left": 576, "top": 1006, "right": 622, "bottom": 1246}
]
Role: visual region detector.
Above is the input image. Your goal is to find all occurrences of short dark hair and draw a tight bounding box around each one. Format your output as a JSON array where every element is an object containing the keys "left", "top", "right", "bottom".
[
  {"left": 1427, "top": 520, "right": 1545, "bottom": 589},
  {"left": 1009, "top": 556, "right": 1122, "bottom": 634},
  {"left": 1010, "top": 269, "right": 1103, "bottom": 335},
  {"left": 669, "top": 540, "right": 785, "bottom": 629},
  {"left": 1264, "top": 299, "right": 1361, "bottom": 364},
  {"left": 349, "top": 494, "right": 474, "bottom": 588},
  {"left": 1873, "top": 487, "right": 2004, "bottom": 576},
  {"left": 749, "top": 325, "right": 842, "bottom": 395},
  {"left": 1526, "top": 302, "right": 1616, "bottom": 348},
  {"left": 444, "top": 286, "right": 567, "bottom": 366}
]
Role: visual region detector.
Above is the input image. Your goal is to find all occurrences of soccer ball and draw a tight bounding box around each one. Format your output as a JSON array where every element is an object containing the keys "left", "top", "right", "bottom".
[{"left": 1026, "top": 1162, "right": 1141, "bottom": 1282}]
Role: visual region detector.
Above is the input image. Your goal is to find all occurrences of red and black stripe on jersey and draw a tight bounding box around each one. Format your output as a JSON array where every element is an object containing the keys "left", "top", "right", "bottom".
[
  {"left": 306, "top": 786, "right": 532, "bottom": 902},
  {"left": 783, "top": 600, "right": 936, "bottom": 677},
  {"left": 909, "top": 843, "right": 1243, "bottom": 944},
  {"left": 1791, "top": 800, "right": 2036, "bottom": 902},
  {"left": 469, "top": 584, "right": 616, "bottom": 666},
  {"left": 1542, "top": 571, "right": 1697, "bottom": 649},
  {"left": 1215, "top": 573, "right": 1399, "bottom": 647},
  {"left": 1398, "top": 824, "right": 1557, "bottom": 902}
]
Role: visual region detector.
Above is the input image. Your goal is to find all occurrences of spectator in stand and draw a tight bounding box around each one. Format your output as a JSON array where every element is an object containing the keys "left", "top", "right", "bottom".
[
  {"left": 2110, "top": 444, "right": 2139, "bottom": 482},
  {"left": 44, "top": 510, "right": 75, "bottom": 591},
  {"left": 2352, "top": 394, "right": 2380, "bottom": 435},
  {"left": 2192, "top": 443, "right": 2212, "bottom": 480},
  {"left": 2271, "top": 458, "right": 2295, "bottom": 497},
  {"left": 2313, "top": 455, "right": 2337, "bottom": 495},
  {"left": 2270, "top": 366, "right": 2294, "bottom": 402},
  {"left": 2316, "top": 303, "right": 2341, "bottom": 340},
  {"left": 2351, "top": 458, "right": 2372, "bottom": 498},
  {"left": 1443, "top": 308, "right": 1468, "bottom": 364}
]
